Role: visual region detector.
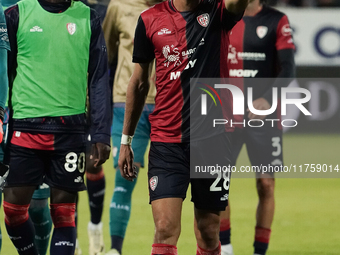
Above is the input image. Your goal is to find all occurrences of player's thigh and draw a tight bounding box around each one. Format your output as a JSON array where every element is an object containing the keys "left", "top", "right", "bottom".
[
  {"left": 85, "top": 134, "right": 102, "bottom": 174},
  {"left": 230, "top": 128, "right": 246, "bottom": 166},
  {"left": 148, "top": 142, "right": 190, "bottom": 204},
  {"left": 245, "top": 126, "right": 283, "bottom": 167},
  {"left": 151, "top": 197, "right": 183, "bottom": 232},
  {"left": 6, "top": 144, "right": 45, "bottom": 187},
  {"left": 191, "top": 132, "right": 232, "bottom": 211},
  {"left": 45, "top": 133, "right": 86, "bottom": 192}
]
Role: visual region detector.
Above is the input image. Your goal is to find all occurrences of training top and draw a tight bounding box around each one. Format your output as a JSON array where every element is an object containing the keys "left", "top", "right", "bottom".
[
  {"left": 103, "top": 0, "right": 158, "bottom": 104},
  {"left": 133, "top": 0, "right": 242, "bottom": 143},
  {"left": 5, "top": 0, "right": 112, "bottom": 145}
]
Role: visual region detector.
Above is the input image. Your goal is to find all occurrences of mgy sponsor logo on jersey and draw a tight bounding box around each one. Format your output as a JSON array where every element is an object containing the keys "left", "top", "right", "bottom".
[
  {"left": 162, "top": 45, "right": 181, "bottom": 67},
  {"left": 256, "top": 26, "right": 268, "bottom": 39},
  {"left": 281, "top": 24, "right": 292, "bottom": 36},
  {"left": 229, "top": 69, "right": 258, "bottom": 77},
  {"left": 158, "top": 28, "right": 171, "bottom": 35},
  {"left": 197, "top": 13, "right": 210, "bottom": 27},
  {"left": 67, "top": 23, "right": 76, "bottom": 35},
  {"left": 149, "top": 176, "right": 158, "bottom": 191},
  {"left": 170, "top": 59, "right": 197, "bottom": 80}
]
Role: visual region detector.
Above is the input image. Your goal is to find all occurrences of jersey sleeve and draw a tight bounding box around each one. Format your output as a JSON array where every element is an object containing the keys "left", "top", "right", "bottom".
[
  {"left": 132, "top": 16, "right": 155, "bottom": 63},
  {"left": 275, "top": 14, "right": 295, "bottom": 51},
  {"left": 0, "top": 5, "right": 10, "bottom": 51},
  {"left": 88, "top": 9, "right": 112, "bottom": 146}
]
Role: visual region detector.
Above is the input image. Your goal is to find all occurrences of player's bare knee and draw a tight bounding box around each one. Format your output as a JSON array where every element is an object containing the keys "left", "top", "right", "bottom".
[
  {"left": 50, "top": 188, "right": 78, "bottom": 204},
  {"left": 196, "top": 216, "right": 220, "bottom": 246},
  {"left": 155, "top": 218, "right": 180, "bottom": 240},
  {"left": 86, "top": 167, "right": 104, "bottom": 180},
  {"left": 86, "top": 164, "right": 103, "bottom": 174},
  {"left": 256, "top": 178, "right": 275, "bottom": 198}
]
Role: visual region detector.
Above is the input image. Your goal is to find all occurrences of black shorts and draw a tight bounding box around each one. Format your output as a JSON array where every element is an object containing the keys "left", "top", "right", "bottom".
[
  {"left": 232, "top": 124, "right": 283, "bottom": 176},
  {"left": 6, "top": 131, "right": 86, "bottom": 192},
  {"left": 148, "top": 132, "right": 232, "bottom": 211}
]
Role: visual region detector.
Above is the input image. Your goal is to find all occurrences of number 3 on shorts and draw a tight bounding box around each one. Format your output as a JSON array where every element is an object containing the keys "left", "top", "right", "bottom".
[
  {"left": 272, "top": 137, "right": 281, "bottom": 157},
  {"left": 210, "top": 171, "right": 230, "bottom": 192},
  {"left": 64, "top": 152, "right": 85, "bottom": 173}
]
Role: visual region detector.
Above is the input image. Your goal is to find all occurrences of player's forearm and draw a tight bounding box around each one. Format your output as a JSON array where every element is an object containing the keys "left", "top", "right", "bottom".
[
  {"left": 263, "top": 49, "right": 296, "bottom": 104},
  {"left": 0, "top": 49, "right": 8, "bottom": 110},
  {"left": 122, "top": 68, "right": 150, "bottom": 136},
  {"left": 225, "top": 0, "right": 248, "bottom": 15}
]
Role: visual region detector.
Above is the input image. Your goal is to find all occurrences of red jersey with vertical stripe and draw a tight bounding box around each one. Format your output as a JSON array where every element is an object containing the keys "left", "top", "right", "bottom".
[
  {"left": 227, "top": 5, "right": 295, "bottom": 128},
  {"left": 133, "top": 0, "right": 241, "bottom": 143}
]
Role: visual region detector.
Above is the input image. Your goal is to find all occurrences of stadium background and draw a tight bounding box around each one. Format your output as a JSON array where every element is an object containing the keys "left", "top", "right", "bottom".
[{"left": 1, "top": 4, "right": 340, "bottom": 255}]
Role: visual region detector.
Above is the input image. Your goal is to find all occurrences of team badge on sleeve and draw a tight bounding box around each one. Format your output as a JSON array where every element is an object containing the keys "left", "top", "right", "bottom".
[
  {"left": 67, "top": 23, "right": 76, "bottom": 35},
  {"left": 256, "top": 26, "right": 268, "bottom": 39},
  {"left": 197, "top": 13, "right": 210, "bottom": 27},
  {"left": 149, "top": 176, "right": 158, "bottom": 191},
  {"left": 281, "top": 24, "right": 292, "bottom": 36}
]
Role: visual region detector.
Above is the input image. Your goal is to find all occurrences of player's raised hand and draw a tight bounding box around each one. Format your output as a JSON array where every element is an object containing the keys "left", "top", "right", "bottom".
[
  {"left": 0, "top": 119, "right": 4, "bottom": 144},
  {"left": 90, "top": 143, "right": 111, "bottom": 167},
  {"left": 118, "top": 144, "right": 137, "bottom": 181},
  {"left": 247, "top": 97, "right": 271, "bottom": 120}
]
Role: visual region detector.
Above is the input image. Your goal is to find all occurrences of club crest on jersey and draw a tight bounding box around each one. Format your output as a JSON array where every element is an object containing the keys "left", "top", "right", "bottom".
[
  {"left": 67, "top": 23, "right": 76, "bottom": 35},
  {"left": 149, "top": 176, "right": 158, "bottom": 191},
  {"left": 197, "top": 13, "right": 210, "bottom": 27},
  {"left": 256, "top": 26, "right": 268, "bottom": 39}
]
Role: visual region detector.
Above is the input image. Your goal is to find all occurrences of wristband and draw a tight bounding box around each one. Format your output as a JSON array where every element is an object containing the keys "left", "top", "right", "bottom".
[{"left": 121, "top": 134, "right": 133, "bottom": 145}]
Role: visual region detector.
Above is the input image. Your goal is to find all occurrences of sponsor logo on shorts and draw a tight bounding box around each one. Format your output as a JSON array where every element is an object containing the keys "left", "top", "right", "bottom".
[
  {"left": 220, "top": 193, "right": 229, "bottom": 201},
  {"left": 15, "top": 131, "right": 21, "bottom": 137},
  {"left": 197, "top": 13, "right": 210, "bottom": 27},
  {"left": 149, "top": 176, "right": 158, "bottom": 191},
  {"left": 74, "top": 176, "right": 83, "bottom": 183}
]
